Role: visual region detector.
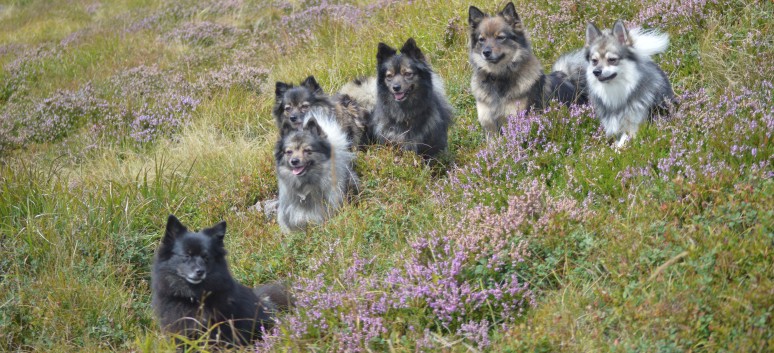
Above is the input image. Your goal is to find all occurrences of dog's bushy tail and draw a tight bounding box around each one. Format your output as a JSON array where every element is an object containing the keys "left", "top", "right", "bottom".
[
  {"left": 304, "top": 108, "right": 352, "bottom": 154},
  {"left": 304, "top": 107, "right": 360, "bottom": 193},
  {"left": 551, "top": 49, "right": 586, "bottom": 86},
  {"left": 254, "top": 282, "right": 294, "bottom": 312},
  {"left": 629, "top": 28, "right": 669, "bottom": 60},
  {"left": 549, "top": 49, "right": 588, "bottom": 105},
  {"left": 339, "top": 77, "right": 377, "bottom": 112},
  {"left": 334, "top": 94, "right": 370, "bottom": 147}
]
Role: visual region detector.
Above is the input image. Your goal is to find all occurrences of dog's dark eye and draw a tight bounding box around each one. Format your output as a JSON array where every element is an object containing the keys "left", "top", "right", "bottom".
[
  {"left": 496, "top": 34, "right": 506, "bottom": 41},
  {"left": 285, "top": 150, "right": 292, "bottom": 155},
  {"left": 385, "top": 72, "right": 394, "bottom": 80},
  {"left": 304, "top": 148, "right": 313, "bottom": 154},
  {"left": 478, "top": 36, "right": 485, "bottom": 43},
  {"left": 591, "top": 59, "right": 599, "bottom": 65},
  {"left": 301, "top": 103, "right": 310, "bottom": 112},
  {"left": 608, "top": 58, "right": 618, "bottom": 64},
  {"left": 284, "top": 106, "right": 291, "bottom": 112},
  {"left": 403, "top": 71, "right": 414, "bottom": 78}
]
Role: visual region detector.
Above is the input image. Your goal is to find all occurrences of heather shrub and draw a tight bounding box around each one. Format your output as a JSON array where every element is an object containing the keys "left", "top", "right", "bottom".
[
  {"left": 256, "top": 178, "right": 595, "bottom": 351},
  {"left": 0, "top": 111, "right": 24, "bottom": 155},
  {"left": 162, "top": 21, "right": 246, "bottom": 47},
  {"left": 0, "top": 71, "right": 20, "bottom": 104},
  {"left": 0, "top": 84, "right": 111, "bottom": 153},
  {"left": 126, "top": 95, "right": 200, "bottom": 143},
  {"left": 103, "top": 65, "right": 192, "bottom": 100},
  {"left": 94, "top": 66, "right": 200, "bottom": 144},
  {"left": 581, "top": 83, "right": 774, "bottom": 195},
  {"left": 0, "top": 57, "right": 272, "bottom": 152},
  {"left": 21, "top": 84, "right": 110, "bottom": 144},
  {"left": 0, "top": 45, "right": 57, "bottom": 104},
  {"left": 440, "top": 103, "right": 598, "bottom": 207},
  {"left": 272, "top": 0, "right": 406, "bottom": 49},
  {"left": 637, "top": 0, "right": 720, "bottom": 34},
  {"left": 653, "top": 84, "right": 773, "bottom": 182},
  {"left": 196, "top": 63, "right": 269, "bottom": 95},
  {"left": 128, "top": 0, "right": 245, "bottom": 33}
]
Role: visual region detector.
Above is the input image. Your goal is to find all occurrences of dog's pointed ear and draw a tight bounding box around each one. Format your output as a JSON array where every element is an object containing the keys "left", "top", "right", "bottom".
[
  {"left": 279, "top": 121, "right": 296, "bottom": 137},
  {"left": 164, "top": 214, "right": 187, "bottom": 243},
  {"left": 204, "top": 221, "right": 226, "bottom": 241},
  {"left": 586, "top": 23, "right": 603, "bottom": 46},
  {"left": 499, "top": 2, "right": 521, "bottom": 29},
  {"left": 376, "top": 42, "right": 397, "bottom": 64},
  {"left": 304, "top": 118, "right": 326, "bottom": 138},
  {"left": 612, "top": 19, "right": 631, "bottom": 46},
  {"left": 301, "top": 75, "right": 323, "bottom": 94},
  {"left": 275, "top": 81, "right": 291, "bottom": 98},
  {"left": 400, "top": 38, "right": 426, "bottom": 62},
  {"left": 468, "top": 6, "right": 486, "bottom": 28}
]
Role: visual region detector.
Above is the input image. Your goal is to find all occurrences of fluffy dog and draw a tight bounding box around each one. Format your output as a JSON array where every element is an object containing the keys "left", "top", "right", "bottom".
[
  {"left": 151, "top": 215, "right": 292, "bottom": 347},
  {"left": 274, "top": 76, "right": 369, "bottom": 147},
  {"left": 585, "top": 20, "right": 676, "bottom": 147},
  {"left": 468, "top": 2, "right": 587, "bottom": 136},
  {"left": 365, "top": 38, "right": 453, "bottom": 160},
  {"left": 275, "top": 109, "right": 358, "bottom": 233}
]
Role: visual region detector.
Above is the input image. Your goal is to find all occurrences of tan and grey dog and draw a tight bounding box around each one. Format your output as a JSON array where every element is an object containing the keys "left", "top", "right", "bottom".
[
  {"left": 468, "top": 2, "right": 587, "bottom": 137},
  {"left": 274, "top": 76, "right": 369, "bottom": 148}
]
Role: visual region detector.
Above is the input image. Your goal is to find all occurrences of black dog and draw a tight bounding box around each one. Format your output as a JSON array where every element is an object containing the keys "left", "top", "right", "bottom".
[
  {"left": 371, "top": 38, "right": 453, "bottom": 159},
  {"left": 151, "top": 215, "right": 292, "bottom": 347}
]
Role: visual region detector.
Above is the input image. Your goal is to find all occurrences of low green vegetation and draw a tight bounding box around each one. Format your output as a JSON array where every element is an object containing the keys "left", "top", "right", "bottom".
[{"left": 0, "top": 0, "right": 771, "bottom": 352}]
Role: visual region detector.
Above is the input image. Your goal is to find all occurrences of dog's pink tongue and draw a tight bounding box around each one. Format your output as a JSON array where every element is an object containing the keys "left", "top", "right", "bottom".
[
  {"left": 292, "top": 166, "right": 305, "bottom": 175},
  {"left": 393, "top": 92, "right": 406, "bottom": 101}
]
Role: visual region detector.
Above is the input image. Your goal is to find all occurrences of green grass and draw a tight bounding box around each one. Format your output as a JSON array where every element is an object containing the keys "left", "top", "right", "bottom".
[{"left": 1, "top": 0, "right": 772, "bottom": 351}]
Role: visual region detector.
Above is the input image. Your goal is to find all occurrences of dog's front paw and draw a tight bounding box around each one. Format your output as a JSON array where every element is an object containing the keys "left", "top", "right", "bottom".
[{"left": 614, "top": 133, "right": 629, "bottom": 150}]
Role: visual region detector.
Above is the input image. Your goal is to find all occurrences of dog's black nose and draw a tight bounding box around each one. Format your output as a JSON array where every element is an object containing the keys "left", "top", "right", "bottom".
[
  {"left": 289, "top": 115, "right": 298, "bottom": 123},
  {"left": 482, "top": 48, "right": 492, "bottom": 58},
  {"left": 392, "top": 84, "right": 402, "bottom": 92},
  {"left": 592, "top": 69, "right": 602, "bottom": 77},
  {"left": 195, "top": 269, "right": 205, "bottom": 277},
  {"left": 290, "top": 158, "right": 300, "bottom": 166}
]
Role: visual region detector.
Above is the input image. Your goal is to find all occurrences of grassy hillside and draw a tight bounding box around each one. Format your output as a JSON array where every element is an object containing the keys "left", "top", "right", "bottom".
[{"left": 0, "top": 0, "right": 771, "bottom": 352}]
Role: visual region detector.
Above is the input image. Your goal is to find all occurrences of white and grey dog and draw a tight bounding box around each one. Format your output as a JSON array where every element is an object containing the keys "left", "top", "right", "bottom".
[
  {"left": 274, "top": 108, "right": 358, "bottom": 233},
  {"left": 585, "top": 20, "right": 676, "bottom": 148}
]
